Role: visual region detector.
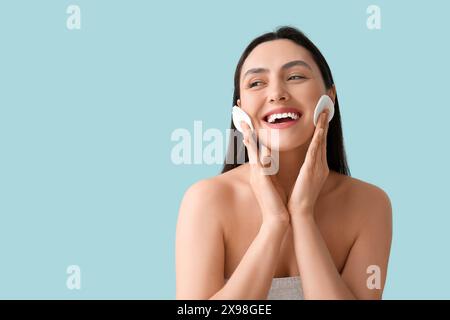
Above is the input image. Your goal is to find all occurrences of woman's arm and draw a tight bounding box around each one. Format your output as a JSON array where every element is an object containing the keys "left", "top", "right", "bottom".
[
  {"left": 175, "top": 179, "right": 288, "bottom": 300},
  {"left": 291, "top": 187, "right": 392, "bottom": 300},
  {"left": 291, "top": 213, "right": 356, "bottom": 299},
  {"left": 212, "top": 222, "right": 287, "bottom": 300},
  {"left": 339, "top": 187, "right": 392, "bottom": 299}
]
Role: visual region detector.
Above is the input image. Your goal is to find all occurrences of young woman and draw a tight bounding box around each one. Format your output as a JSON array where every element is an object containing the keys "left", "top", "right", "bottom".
[{"left": 176, "top": 26, "right": 392, "bottom": 300}]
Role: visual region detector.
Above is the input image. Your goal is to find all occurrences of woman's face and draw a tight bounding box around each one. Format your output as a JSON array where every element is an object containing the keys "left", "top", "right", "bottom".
[{"left": 238, "top": 39, "right": 335, "bottom": 151}]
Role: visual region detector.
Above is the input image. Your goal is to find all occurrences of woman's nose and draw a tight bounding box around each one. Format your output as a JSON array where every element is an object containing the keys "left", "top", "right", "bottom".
[
  {"left": 268, "top": 82, "right": 290, "bottom": 103},
  {"left": 270, "top": 94, "right": 287, "bottom": 103}
]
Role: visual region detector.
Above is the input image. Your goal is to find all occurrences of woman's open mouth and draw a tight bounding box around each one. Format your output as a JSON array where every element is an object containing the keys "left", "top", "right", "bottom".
[{"left": 262, "top": 107, "right": 302, "bottom": 129}]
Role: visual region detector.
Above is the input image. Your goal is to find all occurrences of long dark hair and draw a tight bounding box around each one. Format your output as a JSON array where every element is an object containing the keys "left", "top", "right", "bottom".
[{"left": 221, "top": 26, "right": 350, "bottom": 176}]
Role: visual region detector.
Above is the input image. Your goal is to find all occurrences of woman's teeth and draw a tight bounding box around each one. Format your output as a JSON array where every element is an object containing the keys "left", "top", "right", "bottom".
[{"left": 267, "top": 112, "right": 299, "bottom": 123}]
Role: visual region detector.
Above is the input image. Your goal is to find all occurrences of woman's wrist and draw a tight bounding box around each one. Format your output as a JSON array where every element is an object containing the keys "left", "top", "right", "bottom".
[
  {"left": 289, "top": 207, "right": 316, "bottom": 225},
  {"left": 260, "top": 216, "right": 290, "bottom": 235}
]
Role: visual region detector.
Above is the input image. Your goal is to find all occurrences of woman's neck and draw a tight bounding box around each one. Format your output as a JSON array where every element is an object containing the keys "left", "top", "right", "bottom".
[
  {"left": 274, "top": 142, "right": 336, "bottom": 199},
  {"left": 275, "top": 145, "right": 308, "bottom": 197}
]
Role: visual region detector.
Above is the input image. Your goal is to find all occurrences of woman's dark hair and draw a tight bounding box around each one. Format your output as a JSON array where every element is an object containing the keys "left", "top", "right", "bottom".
[{"left": 221, "top": 25, "right": 350, "bottom": 176}]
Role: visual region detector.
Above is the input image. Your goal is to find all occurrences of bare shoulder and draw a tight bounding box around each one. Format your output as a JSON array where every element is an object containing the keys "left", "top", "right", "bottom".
[
  {"left": 178, "top": 166, "right": 246, "bottom": 225},
  {"left": 345, "top": 176, "right": 391, "bottom": 210},
  {"left": 339, "top": 174, "right": 392, "bottom": 226}
]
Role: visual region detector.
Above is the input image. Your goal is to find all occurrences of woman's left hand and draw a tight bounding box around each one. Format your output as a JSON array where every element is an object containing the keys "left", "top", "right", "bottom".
[{"left": 287, "top": 110, "right": 330, "bottom": 218}]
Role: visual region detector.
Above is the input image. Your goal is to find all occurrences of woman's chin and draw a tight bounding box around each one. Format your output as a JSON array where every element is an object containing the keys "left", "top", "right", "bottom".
[
  {"left": 257, "top": 130, "right": 309, "bottom": 152},
  {"left": 260, "top": 140, "right": 306, "bottom": 153}
]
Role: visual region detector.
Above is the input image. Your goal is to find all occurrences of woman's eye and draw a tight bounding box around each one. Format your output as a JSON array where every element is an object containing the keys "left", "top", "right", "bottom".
[
  {"left": 249, "top": 81, "right": 264, "bottom": 88},
  {"left": 288, "top": 75, "right": 305, "bottom": 80},
  {"left": 248, "top": 76, "right": 304, "bottom": 88}
]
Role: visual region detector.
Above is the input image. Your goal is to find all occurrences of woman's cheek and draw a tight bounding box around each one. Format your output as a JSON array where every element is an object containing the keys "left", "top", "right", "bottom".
[{"left": 242, "top": 97, "right": 263, "bottom": 128}]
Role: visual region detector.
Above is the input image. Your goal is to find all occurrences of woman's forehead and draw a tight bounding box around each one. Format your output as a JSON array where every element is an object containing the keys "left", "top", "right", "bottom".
[{"left": 241, "top": 39, "right": 316, "bottom": 75}]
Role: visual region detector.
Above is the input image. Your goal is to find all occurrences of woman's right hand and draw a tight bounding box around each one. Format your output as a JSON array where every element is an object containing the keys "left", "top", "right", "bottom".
[{"left": 241, "top": 122, "right": 290, "bottom": 229}]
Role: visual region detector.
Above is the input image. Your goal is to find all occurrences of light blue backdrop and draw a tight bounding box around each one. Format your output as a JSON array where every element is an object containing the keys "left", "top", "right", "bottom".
[{"left": 0, "top": 0, "right": 449, "bottom": 299}]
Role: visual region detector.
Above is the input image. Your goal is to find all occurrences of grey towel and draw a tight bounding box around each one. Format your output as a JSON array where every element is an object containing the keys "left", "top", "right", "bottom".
[
  {"left": 267, "top": 276, "right": 303, "bottom": 300},
  {"left": 223, "top": 276, "right": 304, "bottom": 300}
]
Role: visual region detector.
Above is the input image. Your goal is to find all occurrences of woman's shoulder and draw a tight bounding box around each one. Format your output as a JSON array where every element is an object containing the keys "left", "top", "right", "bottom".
[
  {"left": 336, "top": 173, "right": 392, "bottom": 222},
  {"left": 341, "top": 174, "right": 391, "bottom": 205},
  {"left": 179, "top": 165, "right": 249, "bottom": 221},
  {"left": 183, "top": 165, "right": 247, "bottom": 198}
]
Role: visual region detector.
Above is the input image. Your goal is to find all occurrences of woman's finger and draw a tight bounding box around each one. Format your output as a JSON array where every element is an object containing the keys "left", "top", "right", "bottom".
[
  {"left": 260, "top": 141, "right": 272, "bottom": 168},
  {"left": 306, "top": 117, "right": 324, "bottom": 166},
  {"left": 241, "top": 121, "right": 259, "bottom": 166},
  {"left": 318, "top": 111, "right": 328, "bottom": 165},
  {"left": 321, "top": 111, "right": 329, "bottom": 165}
]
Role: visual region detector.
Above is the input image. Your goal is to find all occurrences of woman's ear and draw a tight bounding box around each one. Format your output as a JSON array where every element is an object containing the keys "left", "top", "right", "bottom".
[
  {"left": 237, "top": 99, "right": 241, "bottom": 108},
  {"left": 328, "top": 85, "right": 337, "bottom": 104}
]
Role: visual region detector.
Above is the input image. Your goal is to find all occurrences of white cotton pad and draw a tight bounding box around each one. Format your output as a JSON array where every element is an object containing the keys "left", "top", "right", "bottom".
[
  {"left": 313, "top": 95, "right": 335, "bottom": 126},
  {"left": 232, "top": 106, "right": 254, "bottom": 133}
]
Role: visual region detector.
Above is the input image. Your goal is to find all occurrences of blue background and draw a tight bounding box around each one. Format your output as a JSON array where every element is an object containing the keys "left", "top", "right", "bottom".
[{"left": 0, "top": 0, "right": 449, "bottom": 299}]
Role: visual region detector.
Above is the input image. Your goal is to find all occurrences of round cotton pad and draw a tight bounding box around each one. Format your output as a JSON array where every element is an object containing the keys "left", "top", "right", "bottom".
[
  {"left": 313, "top": 95, "right": 335, "bottom": 126},
  {"left": 232, "top": 106, "right": 254, "bottom": 133}
]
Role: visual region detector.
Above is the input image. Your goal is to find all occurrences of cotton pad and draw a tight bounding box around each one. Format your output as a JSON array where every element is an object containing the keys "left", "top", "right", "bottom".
[
  {"left": 232, "top": 106, "right": 254, "bottom": 133},
  {"left": 313, "top": 95, "right": 335, "bottom": 126}
]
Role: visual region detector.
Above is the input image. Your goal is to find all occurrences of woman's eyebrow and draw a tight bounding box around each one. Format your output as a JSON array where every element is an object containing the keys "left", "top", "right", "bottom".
[
  {"left": 243, "top": 60, "right": 312, "bottom": 79},
  {"left": 282, "top": 60, "right": 312, "bottom": 71}
]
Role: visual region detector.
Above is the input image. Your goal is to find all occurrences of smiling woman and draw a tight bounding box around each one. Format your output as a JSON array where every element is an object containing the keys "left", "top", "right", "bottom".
[{"left": 175, "top": 26, "right": 392, "bottom": 300}]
